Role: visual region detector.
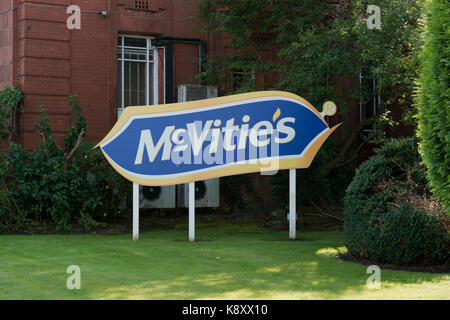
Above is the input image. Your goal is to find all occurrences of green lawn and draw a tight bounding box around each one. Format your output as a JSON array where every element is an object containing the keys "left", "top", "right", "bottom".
[{"left": 0, "top": 224, "right": 448, "bottom": 299}]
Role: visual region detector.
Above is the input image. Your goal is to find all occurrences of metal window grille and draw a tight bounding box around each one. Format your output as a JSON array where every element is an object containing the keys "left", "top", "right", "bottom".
[
  {"left": 117, "top": 35, "right": 157, "bottom": 119},
  {"left": 134, "top": 0, "right": 149, "bottom": 10}
]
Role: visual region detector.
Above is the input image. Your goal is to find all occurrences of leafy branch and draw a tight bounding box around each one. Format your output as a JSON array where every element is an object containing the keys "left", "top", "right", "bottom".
[{"left": 0, "top": 85, "right": 24, "bottom": 141}]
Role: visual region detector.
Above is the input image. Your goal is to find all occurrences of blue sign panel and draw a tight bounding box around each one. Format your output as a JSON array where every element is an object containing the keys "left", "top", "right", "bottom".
[{"left": 97, "top": 91, "right": 340, "bottom": 185}]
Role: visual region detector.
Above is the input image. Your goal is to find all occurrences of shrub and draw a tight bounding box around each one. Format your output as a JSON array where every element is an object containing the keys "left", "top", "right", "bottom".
[
  {"left": 0, "top": 95, "right": 131, "bottom": 231},
  {"left": 75, "top": 141, "right": 132, "bottom": 219},
  {"left": 0, "top": 101, "right": 96, "bottom": 230},
  {"left": 344, "top": 137, "right": 449, "bottom": 265},
  {"left": 0, "top": 85, "right": 24, "bottom": 140},
  {"left": 416, "top": 0, "right": 450, "bottom": 213}
]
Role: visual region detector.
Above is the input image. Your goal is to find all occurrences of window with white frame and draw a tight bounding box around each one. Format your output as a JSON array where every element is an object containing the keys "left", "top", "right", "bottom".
[{"left": 117, "top": 35, "right": 157, "bottom": 118}]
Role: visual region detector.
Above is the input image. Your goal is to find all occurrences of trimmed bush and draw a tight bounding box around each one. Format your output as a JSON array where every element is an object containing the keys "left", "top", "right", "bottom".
[
  {"left": 344, "top": 137, "right": 449, "bottom": 266},
  {"left": 416, "top": 0, "right": 450, "bottom": 213}
]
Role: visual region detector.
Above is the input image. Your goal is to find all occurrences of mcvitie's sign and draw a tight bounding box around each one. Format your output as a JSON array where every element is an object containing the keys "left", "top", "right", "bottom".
[{"left": 97, "top": 91, "right": 340, "bottom": 186}]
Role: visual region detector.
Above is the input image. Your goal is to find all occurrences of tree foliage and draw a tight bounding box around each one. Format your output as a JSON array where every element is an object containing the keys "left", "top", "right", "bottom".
[
  {"left": 416, "top": 0, "right": 450, "bottom": 213},
  {"left": 196, "top": 0, "right": 427, "bottom": 207},
  {"left": 197, "top": 0, "right": 425, "bottom": 135},
  {"left": 0, "top": 85, "right": 24, "bottom": 141}
]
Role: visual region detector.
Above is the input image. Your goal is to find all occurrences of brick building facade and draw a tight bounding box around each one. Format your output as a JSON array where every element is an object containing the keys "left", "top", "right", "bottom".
[
  {"left": 1, "top": 0, "right": 411, "bottom": 148},
  {"left": 0, "top": 1, "right": 413, "bottom": 208},
  {"left": 1, "top": 0, "right": 245, "bottom": 150}
]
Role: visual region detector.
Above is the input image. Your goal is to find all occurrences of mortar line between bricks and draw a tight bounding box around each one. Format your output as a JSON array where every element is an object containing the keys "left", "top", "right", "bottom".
[{"left": 17, "top": 56, "right": 70, "bottom": 62}]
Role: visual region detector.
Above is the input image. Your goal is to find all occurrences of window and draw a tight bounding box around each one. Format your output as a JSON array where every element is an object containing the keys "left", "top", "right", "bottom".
[
  {"left": 117, "top": 35, "right": 157, "bottom": 118},
  {"left": 134, "top": 0, "right": 149, "bottom": 10},
  {"left": 232, "top": 70, "right": 246, "bottom": 91},
  {"left": 232, "top": 69, "right": 255, "bottom": 92},
  {"left": 127, "top": 0, "right": 149, "bottom": 10},
  {"left": 359, "top": 68, "right": 380, "bottom": 140},
  {"left": 125, "top": 0, "right": 166, "bottom": 11}
]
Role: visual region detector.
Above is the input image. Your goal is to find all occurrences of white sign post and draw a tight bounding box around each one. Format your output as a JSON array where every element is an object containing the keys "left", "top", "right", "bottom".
[
  {"left": 133, "top": 182, "right": 139, "bottom": 241},
  {"left": 189, "top": 182, "right": 195, "bottom": 241},
  {"left": 289, "top": 169, "right": 296, "bottom": 240}
]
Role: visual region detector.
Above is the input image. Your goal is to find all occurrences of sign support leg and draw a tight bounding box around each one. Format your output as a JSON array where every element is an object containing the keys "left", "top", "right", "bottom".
[
  {"left": 133, "top": 182, "right": 139, "bottom": 241},
  {"left": 289, "top": 169, "right": 296, "bottom": 240},
  {"left": 189, "top": 182, "right": 195, "bottom": 242}
]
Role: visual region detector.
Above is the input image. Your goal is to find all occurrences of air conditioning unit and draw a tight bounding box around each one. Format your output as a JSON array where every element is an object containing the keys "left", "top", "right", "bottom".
[
  {"left": 178, "top": 84, "right": 218, "bottom": 102},
  {"left": 178, "top": 179, "right": 219, "bottom": 208},
  {"left": 177, "top": 84, "right": 219, "bottom": 208},
  {"left": 140, "top": 185, "right": 176, "bottom": 209}
]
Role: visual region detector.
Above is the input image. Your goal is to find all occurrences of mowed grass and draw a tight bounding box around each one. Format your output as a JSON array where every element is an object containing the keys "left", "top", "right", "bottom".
[{"left": 0, "top": 224, "right": 448, "bottom": 299}]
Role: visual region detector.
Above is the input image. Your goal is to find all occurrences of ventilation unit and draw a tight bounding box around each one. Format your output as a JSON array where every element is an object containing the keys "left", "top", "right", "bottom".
[
  {"left": 126, "top": 0, "right": 166, "bottom": 12},
  {"left": 178, "top": 179, "right": 219, "bottom": 208},
  {"left": 178, "top": 84, "right": 218, "bottom": 102},
  {"left": 139, "top": 185, "right": 176, "bottom": 209},
  {"left": 134, "top": 0, "right": 149, "bottom": 10},
  {"left": 177, "top": 84, "right": 219, "bottom": 208}
]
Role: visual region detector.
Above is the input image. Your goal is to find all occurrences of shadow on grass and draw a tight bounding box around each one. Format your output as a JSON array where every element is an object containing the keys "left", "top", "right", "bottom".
[
  {"left": 0, "top": 225, "right": 448, "bottom": 299},
  {"left": 85, "top": 228, "right": 449, "bottom": 299}
]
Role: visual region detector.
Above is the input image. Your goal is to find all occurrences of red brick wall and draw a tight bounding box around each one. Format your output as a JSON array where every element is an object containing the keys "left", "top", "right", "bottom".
[
  {"left": 9, "top": 0, "right": 208, "bottom": 150},
  {"left": 0, "top": 0, "right": 15, "bottom": 90},
  {"left": 173, "top": 41, "right": 200, "bottom": 101},
  {"left": 16, "top": 0, "right": 71, "bottom": 149},
  {"left": 390, "top": 103, "right": 415, "bottom": 138},
  {"left": 0, "top": 0, "right": 18, "bottom": 151}
]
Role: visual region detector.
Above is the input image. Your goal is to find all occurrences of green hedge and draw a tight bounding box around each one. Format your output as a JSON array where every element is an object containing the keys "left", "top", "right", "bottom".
[
  {"left": 416, "top": 0, "right": 450, "bottom": 213},
  {"left": 344, "top": 137, "right": 449, "bottom": 265}
]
